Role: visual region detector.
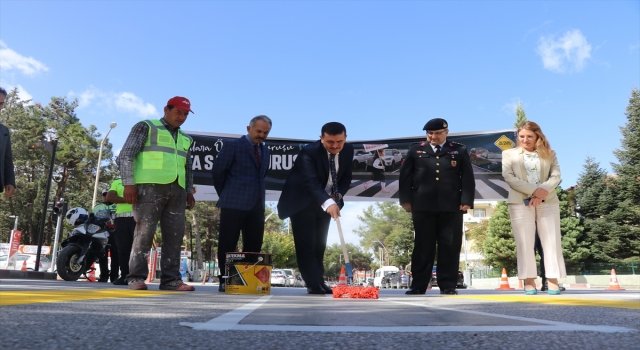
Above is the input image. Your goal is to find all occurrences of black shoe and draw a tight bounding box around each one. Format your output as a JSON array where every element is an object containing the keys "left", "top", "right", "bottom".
[
  {"left": 541, "top": 278, "right": 547, "bottom": 291},
  {"left": 112, "top": 277, "right": 127, "bottom": 285},
  {"left": 218, "top": 282, "right": 225, "bottom": 292},
  {"left": 98, "top": 277, "right": 108, "bottom": 283},
  {"left": 560, "top": 286, "right": 566, "bottom": 292},
  {"left": 440, "top": 288, "right": 458, "bottom": 295},
  {"left": 405, "top": 287, "right": 426, "bottom": 295},
  {"left": 307, "top": 286, "right": 326, "bottom": 295},
  {"left": 320, "top": 283, "right": 333, "bottom": 294}
]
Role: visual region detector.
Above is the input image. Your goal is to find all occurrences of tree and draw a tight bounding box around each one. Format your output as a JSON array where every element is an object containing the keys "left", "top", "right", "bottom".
[
  {"left": 322, "top": 243, "right": 373, "bottom": 279},
  {"left": 482, "top": 202, "right": 517, "bottom": 273},
  {"left": 0, "top": 90, "right": 114, "bottom": 246},
  {"left": 466, "top": 219, "right": 489, "bottom": 255},
  {"left": 353, "top": 202, "right": 413, "bottom": 266},
  {"left": 556, "top": 187, "right": 589, "bottom": 266},
  {"left": 514, "top": 100, "right": 527, "bottom": 128}
]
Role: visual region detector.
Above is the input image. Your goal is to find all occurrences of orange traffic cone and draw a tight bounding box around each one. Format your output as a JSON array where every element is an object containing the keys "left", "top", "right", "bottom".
[
  {"left": 20, "top": 259, "right": 28, "bottom": 271},
  {"left": 495, "top": 268, "right": 515, "bottom": 290},
  {"left": 338, "top": 266, "right": 347, "bottom": 286},
  {"left": 86, "top": 263, "right": 97, "bottom": 282},
  {"left": 605, "top": 269, "right": 625, "bottom": 291}
]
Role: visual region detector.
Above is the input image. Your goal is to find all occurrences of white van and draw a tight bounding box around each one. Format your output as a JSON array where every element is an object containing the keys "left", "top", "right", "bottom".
[{"left": 373, "top": 266, "right": 399, "bottom": 287}]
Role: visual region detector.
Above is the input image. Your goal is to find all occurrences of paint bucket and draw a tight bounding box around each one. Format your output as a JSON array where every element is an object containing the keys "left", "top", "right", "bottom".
[{"left": 225, "top": 252, "right": 273, "bottom": 295}]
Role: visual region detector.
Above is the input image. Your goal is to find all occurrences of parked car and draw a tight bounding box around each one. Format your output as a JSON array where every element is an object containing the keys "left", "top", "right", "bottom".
[
  {"left": 430, "top": 266, "right": 466, "bottom": 289},
  {"left": 389, "top": 270, "right": 409, "bottom": 289},
  {"left": 270, "top": 269, "right": 287, "bottom": 287},
  {"left": 294, "top": 275, "right": 306, "bottom": 287},
  {"left": 365, "top": 149, "right": 403, "bottom": 170},
  {"left": 379, "top": 272, "right": 396, "bottom": 289},
  {"left": 0, "top": 254, "right": 50, "bottom": 271},
  {"left": 281, "top": 268, "right": 296, "bottom": 287},
  {"left": 352, "top": 149, "right": 374, "bottom": 169}
]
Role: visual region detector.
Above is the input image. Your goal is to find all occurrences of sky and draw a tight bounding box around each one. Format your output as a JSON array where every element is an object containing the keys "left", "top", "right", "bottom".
[{"left": 1, "top": 1, "right": 639, "bottom": 247}]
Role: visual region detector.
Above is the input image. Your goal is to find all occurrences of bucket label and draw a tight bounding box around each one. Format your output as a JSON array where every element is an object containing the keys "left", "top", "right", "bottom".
[{"left": 255, "top": 266, "right": 270, "bottom": 284}]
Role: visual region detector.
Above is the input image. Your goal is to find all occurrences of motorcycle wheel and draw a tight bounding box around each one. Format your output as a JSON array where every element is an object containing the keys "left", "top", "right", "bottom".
[{"left": 56, "top": 245, "right": 86, "bottom": 281}]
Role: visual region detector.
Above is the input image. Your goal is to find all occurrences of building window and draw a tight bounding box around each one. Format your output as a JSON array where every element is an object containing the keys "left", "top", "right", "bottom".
[{"left": 474, "top": 209, "right": 486, "bottom": 218}]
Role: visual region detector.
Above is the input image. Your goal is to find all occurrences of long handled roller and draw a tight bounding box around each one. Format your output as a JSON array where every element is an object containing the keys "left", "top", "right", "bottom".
[{"left": 335, "top": 217, "right": 353, "bottom": 281}]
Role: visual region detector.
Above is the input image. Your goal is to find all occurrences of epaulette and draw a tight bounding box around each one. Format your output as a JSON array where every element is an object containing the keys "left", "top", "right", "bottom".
[{"left": 448, "top": 141, "right": 465, "bottom": 147}]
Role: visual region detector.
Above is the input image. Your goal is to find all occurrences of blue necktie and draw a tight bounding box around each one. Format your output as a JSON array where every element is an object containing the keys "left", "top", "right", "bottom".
[{"left": 330, "top": 154, "right": 343, "bottom": 207}]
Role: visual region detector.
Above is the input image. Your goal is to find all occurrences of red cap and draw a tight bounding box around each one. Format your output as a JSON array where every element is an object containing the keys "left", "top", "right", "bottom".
[{"left": 167, "top": 96, "right": 194, "bottom": 113}]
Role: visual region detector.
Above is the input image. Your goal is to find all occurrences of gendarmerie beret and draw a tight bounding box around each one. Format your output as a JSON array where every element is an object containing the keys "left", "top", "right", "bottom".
[{"left": 423, "top": 118, "right": 448, "bottom": 131}]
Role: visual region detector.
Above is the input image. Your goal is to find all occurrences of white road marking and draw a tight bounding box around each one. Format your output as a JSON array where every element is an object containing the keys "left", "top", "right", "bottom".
[
  {"left": 179, "top": 296, "right": 635, "bottom": 333},
  {"left": 180, "top": 296, "right": 271, "bottom": 331},
  {"left": 489, "top": 178, "right": 510, "bottom": 192},
  {"left": 475, "top": 179, "right": 502, "bottom": 199}
]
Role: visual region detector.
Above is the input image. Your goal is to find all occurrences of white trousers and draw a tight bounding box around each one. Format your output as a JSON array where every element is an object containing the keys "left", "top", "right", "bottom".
[{"left": 509, "top": 203, "right": 567, "bottom": 279}]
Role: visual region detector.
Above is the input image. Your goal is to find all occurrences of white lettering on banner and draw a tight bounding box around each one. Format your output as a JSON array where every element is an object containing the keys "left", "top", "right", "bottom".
[
  {"left": 191, "top": 155, "right": 215, "bottom": 171},
  {"left": 267, "top": 144, "right": 296, "bottom": 152},
  {"left": 204, "top": 155, "right": 214, "bottom": 170},
  {"left": 190, "top": 141, "right": 213, "bottom": 152},
  {"left": 214, "top": 139, "right": 224, "bottom": 152},
  {"left": 270, "top": 154, "right": 296, "bottom": 170},
  {"left": 192, "top": 155, "right": 202, "bottom": 170}
]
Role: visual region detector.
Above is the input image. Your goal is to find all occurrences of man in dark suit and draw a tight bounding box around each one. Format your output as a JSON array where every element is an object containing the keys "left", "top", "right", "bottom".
[
  {"left": 0, "top": 87, "right": 16, "bottom": 199},
  {"left": 212, "top": 115, "right": 272, "bottom": 292},
  {"left": 399, "top": 118, "right": 475, "bottom": 295},
  {"left": 277, "top": 122, "right": 353, "bottom": 295}
]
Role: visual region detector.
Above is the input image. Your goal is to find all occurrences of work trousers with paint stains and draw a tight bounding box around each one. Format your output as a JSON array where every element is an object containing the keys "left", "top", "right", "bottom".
[{"left": 127, "top": 181, "right": 186, "bottom": 284}]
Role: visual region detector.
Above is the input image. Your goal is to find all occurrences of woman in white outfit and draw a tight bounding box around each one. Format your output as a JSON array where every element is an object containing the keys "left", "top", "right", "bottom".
[
  {"left": 502, "top": 121, "right": 566, "bottom": 295},
  {"left": 364, "top": 149, "right": 389, "bottom": 192}
]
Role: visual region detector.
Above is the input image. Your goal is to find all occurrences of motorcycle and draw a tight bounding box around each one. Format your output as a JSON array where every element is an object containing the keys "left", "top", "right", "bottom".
[{"left": 56, "top": 207, "right": 114, "bottom": 281}]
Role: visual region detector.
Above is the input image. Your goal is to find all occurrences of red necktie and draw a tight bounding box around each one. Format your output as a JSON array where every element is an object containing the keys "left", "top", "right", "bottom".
[{"left": 254, "top": 144, "right": 261, "bottom": 167}]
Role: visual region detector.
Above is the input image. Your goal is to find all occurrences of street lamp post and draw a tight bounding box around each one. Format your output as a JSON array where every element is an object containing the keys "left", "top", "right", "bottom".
[
  {"left": 339, "top": 252, "right": 351, "bottom": 267},
  {"left": 376, "top": 240, "right": 388, "bottom": 266},
  {"left": 8, "top": 215, "right": 18, "bottom": 230},
  {"left": 92, "top": 122, "right": 117, "bottom": 208}
]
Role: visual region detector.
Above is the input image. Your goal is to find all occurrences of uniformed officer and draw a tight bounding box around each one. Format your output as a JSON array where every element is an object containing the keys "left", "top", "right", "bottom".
[{"left": 399, "top": 118, "right": 475, "bottom": 295}]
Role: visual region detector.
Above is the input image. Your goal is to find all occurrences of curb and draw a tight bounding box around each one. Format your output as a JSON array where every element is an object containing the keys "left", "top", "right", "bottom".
[{"left": 0, "top": 270, "right": 58, "bottom": 280}]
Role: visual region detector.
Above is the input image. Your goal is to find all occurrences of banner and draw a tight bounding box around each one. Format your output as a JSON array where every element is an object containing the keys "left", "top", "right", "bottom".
[{"left": 186, "top": 129, "right": 516, "bottom": 202}]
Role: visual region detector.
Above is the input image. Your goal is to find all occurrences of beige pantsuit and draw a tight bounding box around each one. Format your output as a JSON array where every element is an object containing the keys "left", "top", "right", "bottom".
[{"left": 502, "top": 148, "right": 567, "bottom": 279}]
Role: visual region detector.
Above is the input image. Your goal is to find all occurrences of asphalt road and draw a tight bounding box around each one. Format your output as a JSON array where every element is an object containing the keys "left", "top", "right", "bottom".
[{"left": 1, "top": 280, "right": 638, "bottom": 349}]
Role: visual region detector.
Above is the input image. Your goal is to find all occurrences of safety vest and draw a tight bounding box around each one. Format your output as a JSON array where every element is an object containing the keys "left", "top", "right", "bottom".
[
  {"left": 109, "top": 179, "right": 133, "bottom": 214},
  {"left": 133, "top": 119, "right": 192, "bottom": 188}
]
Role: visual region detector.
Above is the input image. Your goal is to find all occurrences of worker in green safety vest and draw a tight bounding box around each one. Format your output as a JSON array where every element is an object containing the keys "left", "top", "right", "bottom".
[{"left": 116, "top": 96, "right": 196, "bottom": 292}]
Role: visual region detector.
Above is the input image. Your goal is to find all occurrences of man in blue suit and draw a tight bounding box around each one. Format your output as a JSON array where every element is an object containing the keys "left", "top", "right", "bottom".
[
  {"left": 212, "top": 115, "right": 272, "bottom": 292},
  {"left": 277, "top": 122, "right": 353, "bottom": 294}
]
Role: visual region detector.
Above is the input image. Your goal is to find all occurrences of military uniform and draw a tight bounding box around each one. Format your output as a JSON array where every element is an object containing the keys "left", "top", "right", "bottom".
[{"left": 399, "top": 119, "right": 475, "bottom": 294}]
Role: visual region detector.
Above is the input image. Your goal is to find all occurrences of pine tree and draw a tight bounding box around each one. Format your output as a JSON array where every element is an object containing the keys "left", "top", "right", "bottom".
[
  {"left": 514, "top": 100, "right": 527, "bottom": 128},
  {"left": 483, "top": 202, "right": 517, "bottom": 273},
  {"left": 557, "top": 188, "right": 589, "bottom": 266}
]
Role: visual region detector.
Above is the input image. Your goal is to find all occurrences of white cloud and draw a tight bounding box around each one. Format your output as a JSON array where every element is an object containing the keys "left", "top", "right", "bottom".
[
  {"left": 0, "top": 81, "right": 34, "bottom": 104},
  {"left": 0, "top": 40, "right": 49, "bottom": 75},
  {"left": 537, "top": 29, "right": 592, "bottom": 73},
  {"left": 501, "top": 98, "right": 520, "bottom": 115},
  {"left": 327, "top": 201, "right": 377, "bottom": 247},
  {"left": 114, "top": 92, "right": 158, "bottom": 117},
  {"left": 69, "top": 87, "right": 158, "bottom": 117}
]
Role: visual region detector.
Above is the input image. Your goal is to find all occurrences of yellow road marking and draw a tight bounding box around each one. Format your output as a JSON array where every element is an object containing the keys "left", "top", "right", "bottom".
[
  {"left": 0, "top": 289, "right": 181, "bottom": 306},
  {"left": 453, "top": 295, "right": 640, "bottom": 310}
]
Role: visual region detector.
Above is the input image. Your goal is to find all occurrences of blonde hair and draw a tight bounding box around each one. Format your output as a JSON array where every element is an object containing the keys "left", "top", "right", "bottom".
[{"left": 517, "top": 121, "right": 553, "bottom": 160}]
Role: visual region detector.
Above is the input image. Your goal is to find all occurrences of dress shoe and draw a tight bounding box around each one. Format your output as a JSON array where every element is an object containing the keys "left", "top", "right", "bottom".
[
  {"left": 98, "top": 276, "right": 109, "bottom": 283},
  {"left": 524, "top": 288, "right": 538, "bottom": 295},
  {"left": 307, "top": 286, "right": 326, "bottom": 295},
  {"left": 440, "top": 288, "right": 458, "bottom": 295},
  {"left": 547, "top": 289, "right": 562, "bottom": 295},
  {"left": 112, "top": 277, "right": 127, "bottom": 285},
  {"left": 218, "top": 282, "right": 225, "bottom": 292},
  {"left": 320, "top": 283, "right": 333, "bottom": 294},
  {"left": 405, "top": 288, "right": 426, "bottom": 295},
  {"left": 559, "top": 286, "right": 566, "bottom": 292}
]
